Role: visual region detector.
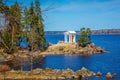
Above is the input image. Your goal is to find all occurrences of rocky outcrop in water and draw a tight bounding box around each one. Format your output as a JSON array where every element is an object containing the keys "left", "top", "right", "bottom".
[
  {"left": 0, "top": 67, "right": 117, "bottom": 80},
  {"left": 0, "top": 65, "right": 117, "bottom": 80},
  {"left": 41, "top": 42, "right": 106, "bottom": 55},
  {"left": 0, "top": 67, "right": 96, "bottom": 80},
  {"left": 106, "top": 72, "right": 117, "bottom": 80}
]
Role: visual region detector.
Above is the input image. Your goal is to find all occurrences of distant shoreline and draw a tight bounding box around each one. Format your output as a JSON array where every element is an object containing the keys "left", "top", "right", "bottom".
[{"left": 45, "top": 29, "right": 120, "bottom": 34}]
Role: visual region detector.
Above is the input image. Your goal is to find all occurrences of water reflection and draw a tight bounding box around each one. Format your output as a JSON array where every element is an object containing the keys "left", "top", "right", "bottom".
[{"left": 5, "top": 56, "right": 45, "bottom": 71}]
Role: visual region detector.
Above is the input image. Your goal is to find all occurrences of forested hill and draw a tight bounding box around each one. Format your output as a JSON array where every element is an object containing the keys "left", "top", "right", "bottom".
[
  {"left": 45, "top": 29, "right": 120, "bottom": 34},
  {"left": 92, "top": 29, "right": 120, "bottom": 34}
]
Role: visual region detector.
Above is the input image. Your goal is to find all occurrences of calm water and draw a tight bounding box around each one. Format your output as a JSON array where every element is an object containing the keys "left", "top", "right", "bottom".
[
  {"left": 44, "top": 34, "right": 120, "bottom": 80},
  {"left": 18, "top": 34, "right": 120, "bottom": 80}
]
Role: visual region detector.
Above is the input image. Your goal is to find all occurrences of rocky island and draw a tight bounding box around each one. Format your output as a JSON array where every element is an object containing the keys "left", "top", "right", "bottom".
[
  {"left": 41, "top": 42, "right": 106, "bottom": 55},
  {"left": 42, "top": 29, "right": 106, "bottom": 55}
]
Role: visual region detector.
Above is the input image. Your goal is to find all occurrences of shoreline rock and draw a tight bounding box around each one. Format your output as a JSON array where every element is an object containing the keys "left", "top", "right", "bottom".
[
  {"left": 0, "top": 67, "right": 96, "bottom": 80},
  {"left": 0, "top": 67, "right": 116, "bottom": 80}
]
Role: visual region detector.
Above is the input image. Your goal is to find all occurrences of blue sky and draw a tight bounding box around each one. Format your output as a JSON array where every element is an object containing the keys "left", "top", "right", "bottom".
[{"left": 5, "top": 0, "right": 120, "bottom": 31}]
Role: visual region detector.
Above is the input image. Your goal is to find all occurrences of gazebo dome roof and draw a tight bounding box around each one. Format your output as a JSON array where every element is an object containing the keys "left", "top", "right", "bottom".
[{"left": 64, "top": 31, "right": 76, "bottom": 34}]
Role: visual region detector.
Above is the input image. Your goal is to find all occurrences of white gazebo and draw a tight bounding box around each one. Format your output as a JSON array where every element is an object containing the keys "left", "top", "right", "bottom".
[{"left": 64, "top": 31, "right": 76, "bottom": 43}]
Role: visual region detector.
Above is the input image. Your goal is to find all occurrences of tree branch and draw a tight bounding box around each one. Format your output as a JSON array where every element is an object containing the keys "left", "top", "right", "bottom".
[{"left": 41, "top": 3, "right": 55, "bottom": 13}]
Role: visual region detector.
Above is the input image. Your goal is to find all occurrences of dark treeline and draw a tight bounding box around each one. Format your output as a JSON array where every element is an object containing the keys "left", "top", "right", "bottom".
[{"left": 45, "top": 29, "right": 120, "bottom": 34}]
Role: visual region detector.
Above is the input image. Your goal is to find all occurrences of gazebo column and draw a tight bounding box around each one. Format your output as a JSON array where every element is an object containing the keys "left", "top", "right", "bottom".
[
  {"left": 64, "top": 34, "right": 68, "bottom": 43},
  {"left": 73, "top": 34, "right": 76, "bottom": 42},
  {"left": 69, "top": 34, "right": 72, "bottom": 43}
]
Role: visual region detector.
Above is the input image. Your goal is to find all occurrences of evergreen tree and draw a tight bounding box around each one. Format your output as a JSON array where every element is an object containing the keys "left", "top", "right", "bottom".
[
  {"left": 9, "top": 1, "right": 22, "bottom": 45},
  {"left": 0, "top": 0, "right": 5, "bottom": 13},
  {"left": 0, "top": 0, "right": 9, "bottom": 22},
  {"left": 34, "top": 0, "right": 46, "bottom": 50},
  {"left": 78, "top": 28, "right": 92, "bottom": 47},
  {"left": 1, "top": 0, "right": 46, "bottom": 53},
  {"left": 28, "top": 2, "right": 35, "bottom": 28},
  {"left": 0, "top": 0, "right": 12, "bottom": 53},
  {"left": 27, "top": 2, "right": 36, "bottom": 51},
  {"left": 1, "top": 30, "right": 12, "bottom": 53},
  {"left": 0, "top": 0, "right": 3, "bottom": 12},
  {"left": 0, "top": 1, "right": 22, "bottom": 53},
  {"left": 21, "top": 6, "right": 30, "bottom": 37},
  {"left": 26, "top": 0, "right": 46, "bottom": 51}
]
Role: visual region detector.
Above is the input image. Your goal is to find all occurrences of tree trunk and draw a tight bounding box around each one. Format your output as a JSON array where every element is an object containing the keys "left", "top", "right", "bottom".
[{"left": 12, "top": 26, "right": 14, "bottom": 46}]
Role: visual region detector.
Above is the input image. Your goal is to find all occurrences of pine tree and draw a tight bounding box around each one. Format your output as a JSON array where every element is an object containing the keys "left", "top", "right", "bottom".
[
  {"left": 0, "top": 1, "right": 22, "bottom": 53},
  {"left": 21, "top": 6, "right": 30, "bottom": 37},
  {"left": 78, "top": 28, "right": 92, "bottom": 47},
  {"left": 0, "top": 0, "right": 3, "bottom": 12},
  {"left": 9, "top": 1, "right": 22, "bottom": 45},
  {"left": 0, "top": 0, "right": 4, "bottom": 13},
  {"left": 0, "top": 0, "right": 12, "bottom": 53},
  {"left": 34, "top": 0, "right": 46, "bottom": 50},
  {"left": 29, "top": 2, "right": 35, "bottom": 28},
  {"left": 1, "top": 30, "right": 12, "bottom": 53},
  {"left": 1, "top": 0, "right": 46, "bottom": 52},
  {"left": 27, "top": 2, "right": 36, "bottom": 51},
  {"left": 26, "top": 0, "right": 46, "bottom": 51}
]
